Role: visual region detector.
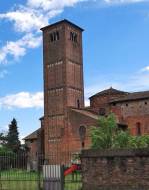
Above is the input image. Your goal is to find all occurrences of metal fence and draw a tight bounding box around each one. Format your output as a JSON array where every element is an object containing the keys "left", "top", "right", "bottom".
[
  {"left": 0, "top": 152, "right": 82, "bottom": 190},
  {"left": 0, "top": 152, "right": 43, "bottom": 190},
  {"left": 64, "top": 166, "right": 82, "bottom": 190},
  {"left": 45, "top": 152, "right": 82, "bottom": 190}
]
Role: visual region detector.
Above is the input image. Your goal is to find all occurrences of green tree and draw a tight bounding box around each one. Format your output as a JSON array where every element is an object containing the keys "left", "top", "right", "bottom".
[
  {"left": 113, "top": 130, "right": 130, "bottom": 149},
  {"left": 7, "top": 118, "right": 21, "bottom": 152},
  {"left": 0, "top": 132, "right": 7, "bottom": 146},
  {"left": 91, "top": 113, "right": 149, "bottom": 149},
  {"left": 91, "top": 114, "right": 117, "bottom": 149}
]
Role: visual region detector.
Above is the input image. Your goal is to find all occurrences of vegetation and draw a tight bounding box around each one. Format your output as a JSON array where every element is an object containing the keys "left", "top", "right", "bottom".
[
  {"left": 91, "top": 113, "right": 149, "bottom": 149},
  {"left": 0, "top": 170, "right": 40, "bottom": 190},
  {"left": 0, "top": 170, "right": 81, "bottom": 190},
  {"left": 0, "top": 132, "right": 7, "bottom": 145},
  {"left": 0, "top": 118, "right": 21, "bottom": 153},
  {"left": 7, "top": 118, "right": 21, "bottom": 152},
  {"left": 0, "top": 132, "right": 9, "bottom": 153}
]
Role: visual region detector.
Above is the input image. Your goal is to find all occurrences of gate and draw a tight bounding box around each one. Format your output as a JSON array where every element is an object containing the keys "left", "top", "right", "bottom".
[
  {"left": 44, "top": 153, "right": 82, "bottom": 190},
  {"left": 0, "top": 152, "right": 43, "bottom": 190},
  {"left": 43, "top": 165, "right": 64, "bottom": 190},
  {"left": 0, "top": 152, "right": 82, "bottom": 190}
]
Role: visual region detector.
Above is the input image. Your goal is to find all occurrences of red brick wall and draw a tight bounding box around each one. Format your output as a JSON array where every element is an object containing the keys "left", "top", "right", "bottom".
[
  {"left": 90, "top": 93, "right": 126, "bottom": 114},
  {"left": 68, "top": 109, "right": 98, "bottom": 153},
  {"left": 81, "top": 149, "right": 149, "bottom": 190},
  {"left": 110, "top": 99, "right": 149, "bottom": 135},
  {"left": 25, "top": 139, "right": 38, "bottom": 159},
  {"left": 90, "top": 92, "right": 149, "bottom": 136},
  {"left": 43, "top": 109, "right": 98, "bottom": 164},
  {"left": 42, "top": 21, "right": 85, "bottom": 161}
]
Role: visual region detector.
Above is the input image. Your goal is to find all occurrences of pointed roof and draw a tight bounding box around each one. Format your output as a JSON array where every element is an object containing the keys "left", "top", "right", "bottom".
[
  {"left": 71, "top": 108, "right": 99, "bottom": 120},
  {"left": 90, "top": 87, "right": 128, "bottom": 99},
  {"left": 23, "top": 128, "right": 41, "bottom": 141},
  {"left": 40, "top": 19, "right": 84, "bottom": 32}
]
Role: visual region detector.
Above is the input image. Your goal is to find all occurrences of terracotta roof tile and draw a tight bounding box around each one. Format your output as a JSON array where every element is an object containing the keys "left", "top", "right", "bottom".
[
  {"left": 110, "top": 91, "right": 149, "bottom": 103},
  {"left": 71, "top": 108, "right": 99, "bottom": 120},
  {"left": 23, "top": 128, "right": 41, "bottom": 140},
  {"left": 90, "top": 87, "right": 128, "bottom": 99}
]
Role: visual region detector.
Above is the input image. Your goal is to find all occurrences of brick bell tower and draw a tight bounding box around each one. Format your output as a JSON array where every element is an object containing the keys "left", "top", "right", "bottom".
[{"left": 41, "top": 20, "right": 84, "bottom": 163}]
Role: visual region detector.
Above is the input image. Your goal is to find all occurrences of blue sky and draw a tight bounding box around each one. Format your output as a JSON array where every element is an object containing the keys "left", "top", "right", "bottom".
[{"left": 0, "top": 0, "right": 149, "bottom": 141}]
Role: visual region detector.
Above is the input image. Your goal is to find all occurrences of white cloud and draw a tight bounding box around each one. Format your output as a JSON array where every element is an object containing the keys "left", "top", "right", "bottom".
[
  {"left": 85, "top": 99, "right": 90, "bottom": 106},
  {"left": 0, "top": 7, "right": 48, "bottom": 33},
  {"left": 0, "top": 0, "right": 85, "bottom": 34},
  {"left": 0, "top": 0, "right": 87, "bottom": 64},
  {"left": 0, "top": 0, "right": 148, "bottom": 64},
  {"left": 20, "top": 135, "right": 26, "bottom": 144},
  {"left": 0, "top": 33, "right": 42, "bottom": 63},
  {"left": 0, "top": 92, "right": 43, "bottom": 109},
  {"left": 140, "top": 66, "right": 149, "bottom": 72}
]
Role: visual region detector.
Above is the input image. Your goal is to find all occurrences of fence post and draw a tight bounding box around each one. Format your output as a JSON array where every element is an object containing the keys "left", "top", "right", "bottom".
[
  {"left": 0, "top": 159, "right": 2, "bottom": 190},
  {"left": 37, "top": 153, "right": 41, "bottom": 190},
  {"left": 61, "top": 165, "right": 64, "bottom": 190}
]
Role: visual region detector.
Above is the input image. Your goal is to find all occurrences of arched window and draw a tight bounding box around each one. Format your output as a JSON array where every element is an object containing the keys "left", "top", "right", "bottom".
[
  {"left": 77, "top": 99, "right": 80, "bottom": 109},
  {"left": 82, "top": 142, "right": 85, "bottom": 148},
  {"left": 50, "top": 33, "right": 54, "bottom": 42},
  {"left": 136, "top": 122, "right": 141, "bottom": 136},
  {"left": 56, "top": 31, "right": 59, "bottom": 40},
  {"left": 79, "top": 125, "right": 86, "bottom": 149},
  {"left": 70, "top": 32, "right": 78, "bottom": 42},
  {"left": 49, "top": 31, "right": 60, "bottom": 42}
]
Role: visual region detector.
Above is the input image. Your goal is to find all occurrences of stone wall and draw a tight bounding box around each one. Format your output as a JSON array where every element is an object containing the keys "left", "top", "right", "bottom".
[{"left": 81, "top": 149, "right": 149, "bottom": 190}]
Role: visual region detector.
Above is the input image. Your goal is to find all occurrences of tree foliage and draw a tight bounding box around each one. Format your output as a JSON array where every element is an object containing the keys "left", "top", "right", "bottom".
[
  {"left": 7, "top": 118, "right": 21, "bottom": 152},
  {"left": 0, "top": 132, "right": 7, "bottom": 146},
  {"left": 91, "top": 113, "right": 149, "bottom": 149}
]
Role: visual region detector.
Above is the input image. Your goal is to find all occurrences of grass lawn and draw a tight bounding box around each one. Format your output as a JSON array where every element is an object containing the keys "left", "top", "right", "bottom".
[
  {"left": 0, "top": 170, "right": 82, "bottom": 190},
  {"left": 0, "top": 180, "right": 40, "bottom": 190},
  {"left": 64, "top": 181, "right": 82, "bottom": 190},
  {"left": 64, "top": 172, "right": 82, "bottom": 190},
  {"left": 0, "top": 170, "right": 43, "bottom": 190},
  {"left": 1, "top": 170, "right": 40, "bottom": 180}
]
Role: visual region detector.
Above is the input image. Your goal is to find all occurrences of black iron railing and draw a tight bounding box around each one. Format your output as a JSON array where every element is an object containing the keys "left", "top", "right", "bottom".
[{"left": 0, "top": 152, "right": 82, "bottom": 190}]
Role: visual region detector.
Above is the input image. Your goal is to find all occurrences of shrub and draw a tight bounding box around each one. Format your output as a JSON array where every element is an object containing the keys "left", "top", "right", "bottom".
[{"left": 91, "top": 113, "right": 149, "bottom": 149}]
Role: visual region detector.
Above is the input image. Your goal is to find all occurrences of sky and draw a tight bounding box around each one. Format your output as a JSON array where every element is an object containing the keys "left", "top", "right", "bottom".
[{"left": 0, "top": 0, "right": 149, "bottom": 141}]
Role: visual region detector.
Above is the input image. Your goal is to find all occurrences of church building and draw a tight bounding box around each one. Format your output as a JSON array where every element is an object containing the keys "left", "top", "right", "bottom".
[{"left": 24, "top": 20, "right": 149, "bottom": 164}]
